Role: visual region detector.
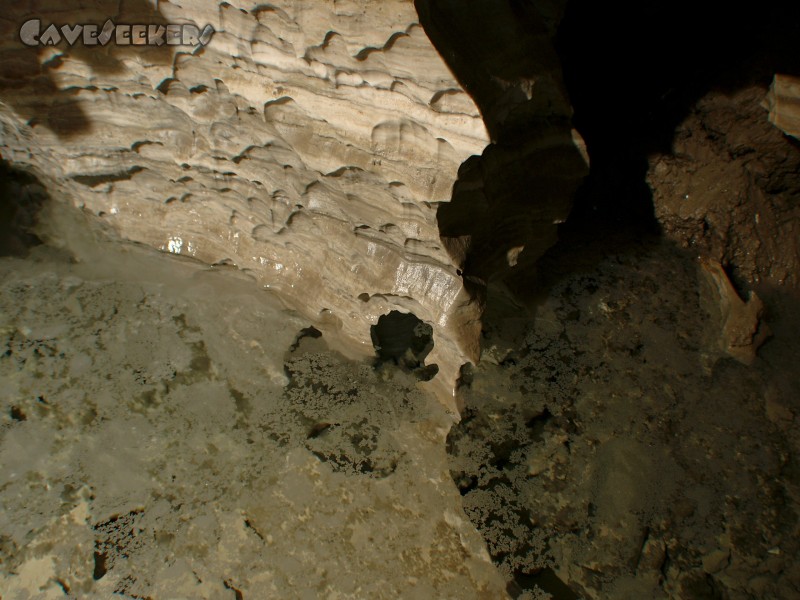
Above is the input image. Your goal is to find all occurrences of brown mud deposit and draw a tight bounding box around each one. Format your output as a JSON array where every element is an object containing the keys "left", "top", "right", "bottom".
[
  {"left": 648, "top": 86, "right": 800, "bottom": 289},
  {"left": 0, "top": 201, "right": 506, "bottom": 598}
]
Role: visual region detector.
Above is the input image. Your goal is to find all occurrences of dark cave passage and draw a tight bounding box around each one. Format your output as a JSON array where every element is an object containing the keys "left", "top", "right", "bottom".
[
  {"left": 0, "top": 160, "right": 48, "bottom": 257},
  {"left": 555, "top": 0, "right": 800, "bottom": 233},
  {"left": 427, "top": 2, "right": 800, "bottom": 598}
]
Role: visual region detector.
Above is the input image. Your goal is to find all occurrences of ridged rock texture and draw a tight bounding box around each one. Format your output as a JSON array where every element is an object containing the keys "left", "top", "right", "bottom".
[
  {"left": 0, "top": 0, "right": 498, "bottom": 404},
  {"left": 0, "top": 0, "right": 591, "bottom": 403},
  {"left": 766, "top": 73, "right": 800, "bottom": 139}
]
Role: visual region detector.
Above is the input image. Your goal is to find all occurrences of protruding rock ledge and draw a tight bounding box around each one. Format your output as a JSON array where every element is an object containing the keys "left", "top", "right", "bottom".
[{"left": 0, "top": 0, "right": 588, "bottom": 408}]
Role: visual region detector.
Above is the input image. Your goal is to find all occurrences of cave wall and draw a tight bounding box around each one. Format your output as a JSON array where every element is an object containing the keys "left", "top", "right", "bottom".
[
  {"left": 0, "top": 0, "right": 499, "bottom": 403},
  {"left": 766, "top": 74, "right": 800, "bottom": 140},
  {"left": 0, "top": 0, "right": 593, "bottom": 404},
  {"left": 416, "top": 0, "right": 589, "bottom": 284}
]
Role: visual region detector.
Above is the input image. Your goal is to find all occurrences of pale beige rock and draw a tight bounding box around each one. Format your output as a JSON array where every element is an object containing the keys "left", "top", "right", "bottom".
[
  {"left": 698, "top": 258, "right": 771, "bottom": 365},
  {"left": 765, "top": 74, "right": 800, "bottom": 139},
  {"left": 0, "top": 0, "right": 491, "bottom": 407}
]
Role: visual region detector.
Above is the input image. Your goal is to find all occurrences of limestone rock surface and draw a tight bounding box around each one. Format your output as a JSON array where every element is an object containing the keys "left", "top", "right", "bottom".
[
  {"left": 766, "top": 74, "right": 800, "bottom": 139},
  {"left": 698, "top": 257, "right": 770, "bottom": 365},
  {"left": 416, "top": 0, "right": 590, "bottom": 283},
  {"left": 0, "top": 0, "right": 492, "bottom": 402}
]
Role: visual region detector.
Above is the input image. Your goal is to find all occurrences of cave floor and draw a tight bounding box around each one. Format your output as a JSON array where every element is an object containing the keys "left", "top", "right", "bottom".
[
  {"left": 452, "top": 231, "right": 800, "bottom": 599},
  {"left": 0, "top": 205, "right": 506, "bottom": 599},
  {"left": 1, "top": 206, "right": 799, "bottom": 600}
]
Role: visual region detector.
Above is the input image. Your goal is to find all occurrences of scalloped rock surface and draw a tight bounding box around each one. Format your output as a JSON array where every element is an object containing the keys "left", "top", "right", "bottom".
[{"left": 0, "top": 0, "right": 491, "bottom": 403}]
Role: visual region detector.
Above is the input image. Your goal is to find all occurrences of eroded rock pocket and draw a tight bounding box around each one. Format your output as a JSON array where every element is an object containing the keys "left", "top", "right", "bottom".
[{"left": 370, "top": 310, "right": 438, "bottom": 380}]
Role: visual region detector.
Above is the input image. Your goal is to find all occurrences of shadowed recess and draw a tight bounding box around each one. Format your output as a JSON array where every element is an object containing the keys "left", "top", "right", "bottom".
[
  {"left": 370, "top": 310, "right": 437, "bottom": 379},
  {"left": 555, "top": 0, "right": 800, "bottom": 231},
  {"left": 0, "top": 160, "right": 48, "bottom": 257},
  {"left": 415, "top": 0, "right": 589, "bottom": 285}
]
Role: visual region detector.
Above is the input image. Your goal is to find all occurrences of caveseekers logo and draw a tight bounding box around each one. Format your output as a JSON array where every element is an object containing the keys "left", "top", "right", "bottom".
[{"left": 20, "top": 19, "right": 215, "bottom": 48}]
